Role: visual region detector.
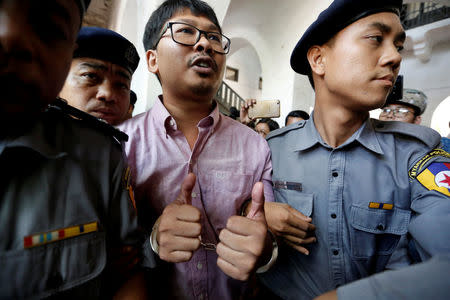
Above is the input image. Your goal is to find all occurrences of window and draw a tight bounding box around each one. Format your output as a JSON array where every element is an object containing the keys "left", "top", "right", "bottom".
[{"left": 225, "top": 66, "right": 239, "bottom": 82}]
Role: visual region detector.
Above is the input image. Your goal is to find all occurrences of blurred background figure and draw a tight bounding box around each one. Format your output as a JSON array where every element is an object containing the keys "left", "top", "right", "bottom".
[
  {"left": 379, "top": 88, "right": 427, "bottom": 125},
  {"left": 123, "top": 90, "right": 137, "bottom": 121},
  {"left": 228, "top": 106, "right": 240, "bottom": 120},
  {"left": 285, "top": 110, "right": 310, "bottom": 126},
  {"left": 255, "top": 118, "right": 279, "bottom": 138}
]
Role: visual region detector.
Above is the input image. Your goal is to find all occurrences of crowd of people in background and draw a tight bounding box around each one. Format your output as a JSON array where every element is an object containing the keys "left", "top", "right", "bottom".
[{"left": 1, "top": 0, "right": 449, "bottom": 299}]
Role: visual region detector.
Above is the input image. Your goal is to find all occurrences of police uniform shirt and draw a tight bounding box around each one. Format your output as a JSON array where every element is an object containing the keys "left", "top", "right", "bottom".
[
  {"left": 0, "top": 109, "right": 147, "bottom": 298},
  {"left": 259, "top": 116, "right": 450, "bottom": 299}
]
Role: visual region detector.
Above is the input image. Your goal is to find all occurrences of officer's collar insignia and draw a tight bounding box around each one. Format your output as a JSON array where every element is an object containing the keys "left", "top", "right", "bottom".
[
  {"left": 409, "top": 149, "right": 450, "bottom": 179},
  {"left": 416, "top": 162, "right": 450, "bottom": 197},
  {"left": 24, "top": 221, "right": 98, "bottom": 249}
]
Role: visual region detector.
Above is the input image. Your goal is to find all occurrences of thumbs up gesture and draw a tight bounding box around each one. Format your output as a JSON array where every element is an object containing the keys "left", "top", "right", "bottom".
[
  {"left": 157, "top": 173, "right": 202, "bottom": 262},
  {"left": 216, "top": 182, "right": 269, "bottom": 281}
]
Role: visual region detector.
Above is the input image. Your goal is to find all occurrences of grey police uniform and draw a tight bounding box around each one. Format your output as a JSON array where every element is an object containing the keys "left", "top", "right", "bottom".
[
  {"left": 0, "top": 102, "right": 149, "bottom": 299},
  {"left": 260, "top": 117, "right": 450, "bottom": 299}
]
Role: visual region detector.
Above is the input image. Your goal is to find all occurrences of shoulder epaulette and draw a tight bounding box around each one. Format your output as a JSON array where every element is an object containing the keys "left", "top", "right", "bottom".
[
  {"left": 372, "top": 119, "right": 440, "bottom": 149},
  {"left": 266, "top": 120, "right": 306, "bottom": 141},
  {"left": 47, "top": 98, "right": 128, "bottom": 142}
]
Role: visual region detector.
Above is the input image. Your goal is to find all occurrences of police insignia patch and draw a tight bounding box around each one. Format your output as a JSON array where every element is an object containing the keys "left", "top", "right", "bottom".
[{"left": 416, "top": 162, "right": 450, "bottom": 196}]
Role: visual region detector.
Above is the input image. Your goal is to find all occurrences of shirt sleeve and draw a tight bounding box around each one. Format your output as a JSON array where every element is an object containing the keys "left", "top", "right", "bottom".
[
  {"left": 108, "top": 144, "right": 155, "bottom": 268},
  {"left": 337, "top": 254, "right": 450, "bottom": 299},
  {"left": 261, "top": 139, "right": 274, "bottom": 203}
]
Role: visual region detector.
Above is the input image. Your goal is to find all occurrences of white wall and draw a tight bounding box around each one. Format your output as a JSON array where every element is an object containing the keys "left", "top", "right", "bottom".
[
  {"left": 224, "top": 44, "right": 262, "bottom": 101},
  {"left": 400, "top": 40, "right": 450, "bottom": 127}
]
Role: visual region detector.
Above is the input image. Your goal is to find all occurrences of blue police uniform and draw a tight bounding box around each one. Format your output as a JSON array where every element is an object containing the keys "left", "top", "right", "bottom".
[
  {"left": 0, "top": 100, "right": 151, "bottom": 299},
  {"left": 259, "top": 0, "right": 450, "bottom": 298},
  {"left": 260, "top": 118, "right": 450, "bottom": 299}
]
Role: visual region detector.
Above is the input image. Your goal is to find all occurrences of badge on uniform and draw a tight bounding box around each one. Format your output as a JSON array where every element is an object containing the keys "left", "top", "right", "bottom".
[
  {"left": 24, "top": 221, "right": 98, "bottom": 249},
  {"left": 416, "top": 162, "right": 450, "bottom": 196}
]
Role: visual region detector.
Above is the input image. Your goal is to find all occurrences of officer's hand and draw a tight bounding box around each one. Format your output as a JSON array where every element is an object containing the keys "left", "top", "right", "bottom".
[
  {"left": 240, "top": 99, "right": 257, "bottom": 125},
  {"left": 157, "top": 173, "right": 201, "bottom": 262},
  {"left": 265, "top": 202, "right": 316, "bottom": 255},
  {"left": 216, "top": 182, "right": 268, "bottom": 281}
]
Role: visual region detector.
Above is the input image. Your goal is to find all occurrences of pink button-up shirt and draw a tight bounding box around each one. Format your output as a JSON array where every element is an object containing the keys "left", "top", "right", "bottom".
[{"left": 118, "top": 97, "right": 273, "bottom": 300}]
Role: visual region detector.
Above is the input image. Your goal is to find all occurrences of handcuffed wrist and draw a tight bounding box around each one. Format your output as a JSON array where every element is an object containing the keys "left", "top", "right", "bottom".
[
  {"left": 150, "top": 218, "right": 161, "bottom": 256},
  {"left": 256, "top": 229, "right": 278, "bottom": 273}
]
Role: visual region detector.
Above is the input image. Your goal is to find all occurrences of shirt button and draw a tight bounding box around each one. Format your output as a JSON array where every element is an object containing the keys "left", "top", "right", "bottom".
[
  {"left": 192, "top": 192, "right": 197, "bottom": 198},
  {"left": 169, "top": 120, "right": 175, "bottom": 126},
  {"left": 333, "top": 250, "right": 339, "bottom": 256},
  {"left": 377, "top": 224, "right": 385, "bottom": 231},
  {"left": 331, "top": 213, "right": 337, "bottom": 219},
  {"left": 197, "top": 262, "right": 203, "bottom": 270},
  {"left": 332, "top": 172, "right": 338, "bottom": 177}
]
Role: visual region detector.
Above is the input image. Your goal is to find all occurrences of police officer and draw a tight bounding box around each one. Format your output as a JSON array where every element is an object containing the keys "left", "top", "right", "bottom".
[
  {"left": 259, "top": 0, "right": 450, "bottom": 299},
  {"left": 380, "top": 87, "right": 427, "bottom": 125},
  {"left": 0, "top": 0, "right": 149, "bottom": 298},
  {"left": 59, "top": 26, "right": 140, "bottom": 126}
]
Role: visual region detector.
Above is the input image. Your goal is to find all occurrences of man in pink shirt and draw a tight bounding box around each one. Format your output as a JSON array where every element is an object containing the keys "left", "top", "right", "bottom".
[{"left": 118, "top": 0, "right": 276, "bottom": 299}]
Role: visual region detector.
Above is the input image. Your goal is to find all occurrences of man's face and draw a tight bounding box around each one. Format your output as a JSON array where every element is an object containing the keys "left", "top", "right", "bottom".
[
  {"left": 255, "top": 122, "right": 270, "bottom": 139},
  {"left": 318, "top": 12, "right": 405, "bottom": 111},
  {"left": 0, "top": 0, "right": 80, "bottom": 119},
  {"left": 379, "top": 103, "right": 419, "bottom": 124},
  {"left": 59, "top": 58, "right": 132, "bottom": 125},
  {"left": 147, "top": 9, "right": 226, "bottom": 100}
]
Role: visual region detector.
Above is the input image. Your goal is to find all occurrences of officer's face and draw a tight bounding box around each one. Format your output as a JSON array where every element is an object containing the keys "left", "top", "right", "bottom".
[
  {"left": 318, "top": 12, "right": 405, "bottom": 111},
  {"left": 379, "top": 103, "right": 419, "bottom": 124},
  {"left": 146, "top": 9, "right": 226, "bottom": 102},
  {"left": 59, "top": 58, "right": 132, "bottom": 126},
  {"left": 0, "top": 0, "right": 80, "bottom": 119}
]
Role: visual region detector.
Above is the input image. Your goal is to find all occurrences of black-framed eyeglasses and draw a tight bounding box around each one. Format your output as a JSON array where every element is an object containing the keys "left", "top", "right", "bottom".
[
  {"left": 155, "top": 22, "right": 230, "bottom": 54},
  {"left": 380, "top": 107, "right": 413, "bottom": 118}
]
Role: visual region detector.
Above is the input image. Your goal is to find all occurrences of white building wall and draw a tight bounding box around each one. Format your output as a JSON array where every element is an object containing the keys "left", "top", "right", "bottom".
[
  {"left": 224, "top": 45, "right": 262, "bottom": 101},
  {"left": 401, "top": 40, "right": 450, "bottom": 127}
]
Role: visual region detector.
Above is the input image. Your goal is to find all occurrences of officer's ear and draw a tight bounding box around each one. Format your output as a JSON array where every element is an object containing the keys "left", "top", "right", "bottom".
[
  {"left": 146, "top": 49, "right": 158, "bottom": 74},
  {"left": 413, "top": 115, "right": 422, "bottom": 125},
  {"left": 307, "top": 45, "right": 325, "bottom": 76}
]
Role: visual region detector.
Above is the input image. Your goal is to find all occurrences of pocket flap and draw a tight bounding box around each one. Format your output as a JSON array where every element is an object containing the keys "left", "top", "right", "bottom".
[
  {"left": 0, "top": 231, "right": 106, "bottom": 298},
  {"left": 274, "top": 189, "right": 314, "bottom": 217},
  {"left": 351, "top": 205, "right": 410, "bottom": 235}
]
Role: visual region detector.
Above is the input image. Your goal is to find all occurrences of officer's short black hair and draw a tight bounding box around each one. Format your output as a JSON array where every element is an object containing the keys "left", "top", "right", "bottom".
[
  {"left": 258, "top": 118, "right": 280, "bottom": 132},
  {"left": 143, "top": 0, "right": 221, "bottom": 51},
  {"left": 285, "top": 110, "right": 310, "bottom": 126}
]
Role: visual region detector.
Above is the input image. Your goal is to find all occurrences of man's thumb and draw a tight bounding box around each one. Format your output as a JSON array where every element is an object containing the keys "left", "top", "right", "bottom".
[
  {"left": 174, "top": 173, "right": 196, "bottom": 205},
  {"left": 246, "top": 182, "right": 265, "bottom": 220}
]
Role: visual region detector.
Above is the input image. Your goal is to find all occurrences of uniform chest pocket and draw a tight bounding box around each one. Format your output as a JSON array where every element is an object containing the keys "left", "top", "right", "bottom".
[
  {"left": 274, "top": 188, "right": 313, "bottom": 217},
  {"left": 350, "top": 205, "right": 410, "bottom": 259},
  {"left": 0, "top": 231, "right": 106, "bottom": 299}
]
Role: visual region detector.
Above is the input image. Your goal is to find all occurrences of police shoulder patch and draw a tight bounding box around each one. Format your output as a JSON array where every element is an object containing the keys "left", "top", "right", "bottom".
[{"left": 415, "top": 161, "right": 450, "bottom": 197}]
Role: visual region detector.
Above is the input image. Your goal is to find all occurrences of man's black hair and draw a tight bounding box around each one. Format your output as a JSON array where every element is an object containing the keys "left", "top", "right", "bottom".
[
  {"left": 285, "top": 110, "right": 309, "bottom": 126},
  {"left": 258, "top": 118, "right": 280, "bottom": 132},
  {"left": 143, "top": 0, "right": 222, "bottom": 51}
]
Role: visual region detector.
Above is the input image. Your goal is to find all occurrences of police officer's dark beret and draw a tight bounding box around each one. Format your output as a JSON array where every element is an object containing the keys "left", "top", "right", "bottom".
[
  {"left": 290, "top": 0, "right": 403, "bottom": 75},
  {"left": 74, "top": 27, "right": 140, "bottom": 74},
  {"left": 75, "top": 0, "right": 91, "bottom": 18}
]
